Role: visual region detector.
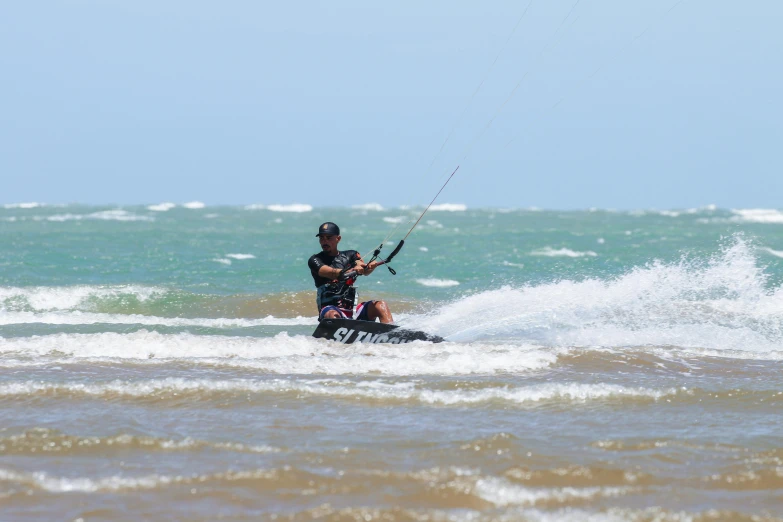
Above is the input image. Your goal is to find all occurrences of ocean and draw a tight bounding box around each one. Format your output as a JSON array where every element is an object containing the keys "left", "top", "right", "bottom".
[{"left": 1, "top": 202, "right": 782, "bottom": 521}]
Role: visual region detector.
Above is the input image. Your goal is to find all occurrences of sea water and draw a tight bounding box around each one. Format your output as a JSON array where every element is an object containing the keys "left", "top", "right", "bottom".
[{"left": 1, "top": 203, "right": 782, "bottom": 521}]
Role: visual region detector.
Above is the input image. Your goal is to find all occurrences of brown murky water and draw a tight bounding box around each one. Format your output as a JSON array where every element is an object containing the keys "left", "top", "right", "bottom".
[{"left": 2, "top": 339, "right": 782, "bottom": 521}]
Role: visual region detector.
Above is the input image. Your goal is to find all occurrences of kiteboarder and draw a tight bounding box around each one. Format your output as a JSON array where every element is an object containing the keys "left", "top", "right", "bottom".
[{"left": 308, "top": 222, "right": 394, "bottom": 324}]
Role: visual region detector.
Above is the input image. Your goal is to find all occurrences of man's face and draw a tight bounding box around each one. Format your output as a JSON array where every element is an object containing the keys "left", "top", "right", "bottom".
[{"left": 318, "top": 234, "right": 340, "bottom": 254}]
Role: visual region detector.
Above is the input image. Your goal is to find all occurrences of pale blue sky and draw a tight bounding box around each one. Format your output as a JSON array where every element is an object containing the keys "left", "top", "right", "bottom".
[{"left": 1, "top": 1, "right": 781, "bottom": 209}]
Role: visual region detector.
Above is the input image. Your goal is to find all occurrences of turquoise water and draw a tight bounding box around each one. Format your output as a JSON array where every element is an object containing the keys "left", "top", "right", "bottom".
[
  {"left": 3, "top": 204, "right": 782, "bottom": 310},
  {"left": 2, "top": 203, "right": 783, "bottom": 520}
]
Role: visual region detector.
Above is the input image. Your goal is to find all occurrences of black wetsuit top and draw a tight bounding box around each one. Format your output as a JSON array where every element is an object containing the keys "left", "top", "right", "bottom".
[
  {"left": 308, "top": 250, "right": 360, "bottom": 288},
  {"left": 308, "top": 250, "right": 361, "bottom": 313}
]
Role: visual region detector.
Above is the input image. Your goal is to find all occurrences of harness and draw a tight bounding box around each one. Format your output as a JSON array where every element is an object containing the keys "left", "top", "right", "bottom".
[{"left": 317, "top": 280, "right": 358, "bottom": 316}]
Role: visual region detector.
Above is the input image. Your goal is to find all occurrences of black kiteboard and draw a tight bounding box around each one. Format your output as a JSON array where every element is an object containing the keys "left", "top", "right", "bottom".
[{"left": 312, "top": 318, "right": 444, "bottom": 344}]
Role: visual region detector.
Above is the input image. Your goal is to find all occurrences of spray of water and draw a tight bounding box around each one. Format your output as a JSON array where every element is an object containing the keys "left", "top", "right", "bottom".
[{"left": 414, "top": 236, "right": 783, "bottom": 353}]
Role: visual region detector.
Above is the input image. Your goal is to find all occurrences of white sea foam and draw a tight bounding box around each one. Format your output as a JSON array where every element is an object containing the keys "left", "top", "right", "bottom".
[
  {"left": 0, "top": 331, "right": 555, "bottom": 375},
  {"left": 212, "top": 258, "right": 232, "bottom": 265},
  {"left": 416, "top": 278, "right": 460, "bottom": 288},
  {"left": 3, "top": 202, "right": 42, "bottom": 209},
  {"left": 92, "top": 210, "right": 153, "bottom": 221},
  {"left": 530, "top": 247, "right": 597, "bottom": 258},
  {"left": 419, "top": 247, "right": 429, "bottom": 252},
  {"left": 428, "top": 203, "right": 467, "bottom": 212},
  {"left": 0, "top": 377, "right": 673, "bottom": 406},
  {"left": 0, "top": 468, "right": 167, "bottom": 493},
  {"left": 502, "top": 261, "right": 525, "bottom": 268},
  {"left": 244, "top": 203, "right": 313, "bottom": 213},
  {"left": 383, "top": 216, "right": 407, "bottom": 224},
  {"left": 474, "top": 477, "right": 632, "bottom": 507},
  {"left": 351, "top": 203, "right": 384, "bottom": 211},
  {"left": 410, "top": 236, "right": 783, "bottom": 354},
  {"left": 267, "top": 204, "right": 312, "bottom": 213},
  {"left": 0, "top": 467, "right": 281, "bottom": 493},
  {"left": 147, "top": 202, "right": 176, "bottom": 212},
  {"left": 0, "top": 433, "right": 278, "bottom": 454},
  {"left": 0, "top": 466, "right": 321, "bottom": 494},
  {"left": 518, "top": 507, "right": 720, "bottom": 522},
  {"left": 225, "top": 253, "right": 255, "bottom": 260},
  {"left": 729, "top": 208, "right": 783, "bottom": 224},
  {"left": 183, "top": 201, "right": 205, "bottom": 209},
  {"left": 762, "top": 247, "right": 783, "bottom": 258},
  {"left": 45, "top": 210, "right": 155, "bottom": 222},
  {"left": 0, "top": 311, "right": 313, "bottom": 328},
  {"left": 0, "top": 285, "right": 167, "bottom": 312},
  {"left": 658, "top": 210, "right": 680, "bottom": 217},
  {"left": 45, "top": 214, "right": 79, "bottom": 222}
]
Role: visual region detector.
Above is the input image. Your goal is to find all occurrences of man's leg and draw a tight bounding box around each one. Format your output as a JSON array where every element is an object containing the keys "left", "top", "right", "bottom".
[
  {"left": 319, "top": 305, "right": 347, "bottom": 320},
  {"left": 323, "top": 309, "right": 341, "bottom": 319},
  {"left": 366, "top": 300, "right": 393, "bottom": 324}
]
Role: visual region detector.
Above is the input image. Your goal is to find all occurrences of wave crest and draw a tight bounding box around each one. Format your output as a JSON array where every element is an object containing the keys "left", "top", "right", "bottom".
[{"left": 414, "top": 236, "right": 783, "bottom": 352}]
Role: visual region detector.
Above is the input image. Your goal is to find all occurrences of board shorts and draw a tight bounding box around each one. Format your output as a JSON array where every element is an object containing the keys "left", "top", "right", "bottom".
[{"left": 319, "top": 301, "right": 375, "bottom": 321}]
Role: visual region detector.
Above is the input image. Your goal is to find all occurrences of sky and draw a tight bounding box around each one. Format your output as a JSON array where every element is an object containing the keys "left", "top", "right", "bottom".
[{"left": 1, "top": 0, "right": 781, "bottom": 209}]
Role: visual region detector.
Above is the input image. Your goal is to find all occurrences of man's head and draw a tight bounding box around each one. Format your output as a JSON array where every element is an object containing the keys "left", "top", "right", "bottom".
[{"left": 316, "top": 222, "right": 341, "bottom": 255}]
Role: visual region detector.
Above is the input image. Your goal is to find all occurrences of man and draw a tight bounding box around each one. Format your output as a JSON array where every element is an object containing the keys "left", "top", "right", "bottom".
[{"left": 308, "top": 222, "right": 394, "bottom": 324}]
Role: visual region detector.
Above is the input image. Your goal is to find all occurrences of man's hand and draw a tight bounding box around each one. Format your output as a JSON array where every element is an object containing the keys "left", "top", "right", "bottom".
[
  {"left": 353, "top": 259, "right": 367, "bottom": 276},
  {"left": 364, "top": 261, "right": 380, "bottom": 275}
]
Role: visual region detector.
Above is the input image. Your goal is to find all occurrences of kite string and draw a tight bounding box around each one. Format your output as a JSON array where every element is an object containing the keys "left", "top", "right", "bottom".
[
  {"left": 403, "top": 165, "right": 460, "bottom": 241},
  {"left": 364, "top": 0, "right": 585, "bottom": 258},
  {"left": 427, "top": 0, "right": 536, "bottom": 172}
]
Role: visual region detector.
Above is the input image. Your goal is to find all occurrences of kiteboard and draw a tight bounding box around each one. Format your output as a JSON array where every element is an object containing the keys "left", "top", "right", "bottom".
[{"left": 312, "top": 318, "right": 444, "bottom": 344}]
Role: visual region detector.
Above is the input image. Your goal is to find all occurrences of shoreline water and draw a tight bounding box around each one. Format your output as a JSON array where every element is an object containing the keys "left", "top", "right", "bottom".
[{"left": 2, "top": 206, "right": 782, "bottom": 520}]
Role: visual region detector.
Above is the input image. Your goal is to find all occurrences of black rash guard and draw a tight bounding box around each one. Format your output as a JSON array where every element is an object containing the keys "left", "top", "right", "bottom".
[
  {"left": 308, "top": 250, "right": 361, "bottom": 288},
  {"left": 308, "top": 250, "right": 361, "bottom": 314}
]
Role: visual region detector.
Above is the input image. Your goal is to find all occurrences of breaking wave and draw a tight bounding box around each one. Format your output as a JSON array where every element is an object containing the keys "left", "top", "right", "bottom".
[
  {"left": 0, "top": 428, "right": 280, "bottom": 455},
  {"left": 0, "top": 285, "right": 168, "bottom": 312},
  {"left": 0, "top": 331, "right": 554, "bottom": 375},
  {"left": 351, "top": 203, "right": 385, "bottom": 211},
  {"left": 0, "top": 378, "right": 676, "bottom": 406},
  {"left": 410, "top": 237, "right": 783, "bottom": 354},
  {"left": 147, "top": 202, "right": 176, "bottom": 212},
  {"left": 46, "top": 210, "right": 154, "bottom": 222},
  {"left": 416, "top": 278, "right": 460, "bottom": 288},
  {"left": 266, "top": 204, "right": 313, "bottom": 213},
  {"left": 0, "top": 286, "right": 322, "bottom": 318},
  {"left": 530, "top": 247, "right": 598, "bottom": 258},
  {"left": 3, "top": 202, "right": 44, "bottom": 209},
  {"left": 428, "top": 203, "right": 467, "bottom": 212},
  {"left": 0, "top": 311, "right": 312, "bottom": 327},
  {"left": 731, "top": 209, "right": 783, "bottom": 224}
]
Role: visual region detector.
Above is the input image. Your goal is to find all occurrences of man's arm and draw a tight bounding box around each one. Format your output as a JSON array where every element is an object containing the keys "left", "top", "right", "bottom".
[
  {"left": 317, "top": 253, "right": 367, "bottom": 280},
  {"left": 309, "top": 255, "right": 344, "bottom": 281},
  {"left": 317, "top": 265, "right": 346, "bottom": 280},
  {"left": 314, "top": 253, "right": 366, "bottom": 279}
]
